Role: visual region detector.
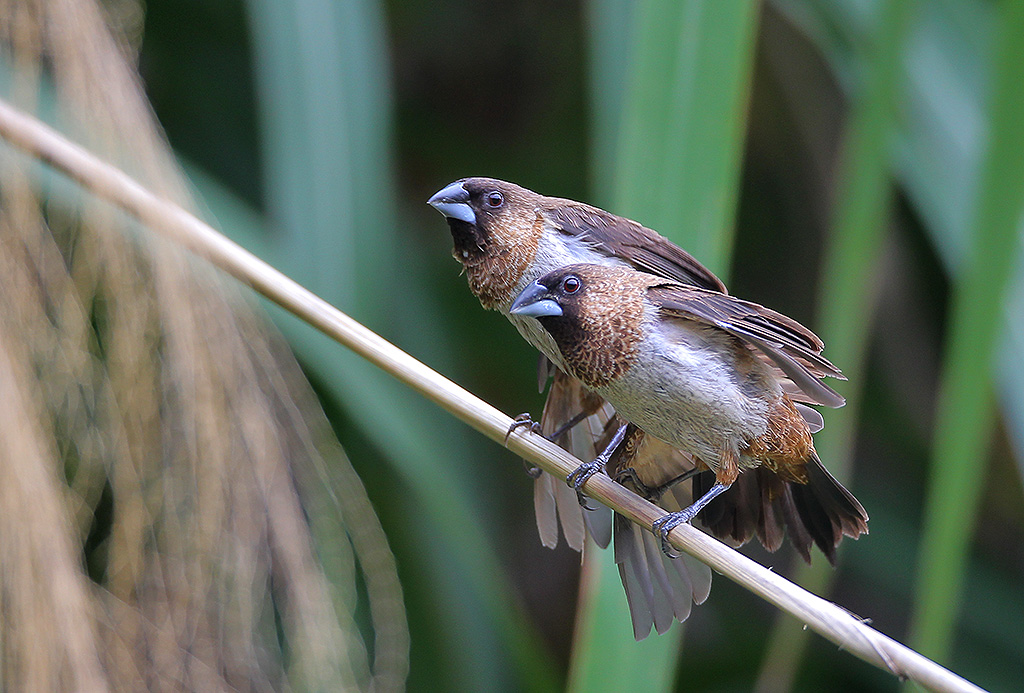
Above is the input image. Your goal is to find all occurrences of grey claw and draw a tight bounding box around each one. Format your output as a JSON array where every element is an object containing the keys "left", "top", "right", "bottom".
[
  {"left": 651, "top": 510, "right": 697, "bottom": 559},
  {"left": 505, "top": 412, "right": 542, "bottom": 444},
  {"left": 522, "top": 460, "right": 542, "bottom": 478},
  {"left": 566, "top": 461, "right": 605, "bottom": 510}
]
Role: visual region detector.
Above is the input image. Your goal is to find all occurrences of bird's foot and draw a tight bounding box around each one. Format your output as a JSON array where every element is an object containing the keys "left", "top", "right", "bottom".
[
  {"left": 506, "top": 413, "right": 544, "bottom": 478},
  {"left": 613, "top": 467, "right": 657, "bottom": 498},
  {"left": 614, "top": 467, "right": 704, "bottom": 501},
  {"left": 567, "top": 460, "right": 607, "bottom": 510},
  {"left": 652, "top": 481, "right": 731, "bottom": 557},
  {"left": 566, "top": 422, "right": 630, "bottom": 510},
  {"left": 651, "top": 508, "right": 701, "bottom": 558},
  {"left": 506, "top": 412, "right": 542, "bottom": 442}
]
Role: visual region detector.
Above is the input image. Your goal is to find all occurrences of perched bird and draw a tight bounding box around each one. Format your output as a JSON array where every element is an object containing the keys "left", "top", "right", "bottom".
[
  {"left": 428, "top": 177, "right": 722, "bottom": 636},
  {"left": 509, "top": 263, "right": 869, "bottom": 560},
  {"left": 428, "top": 178, "right": 867, "bottom": 637}
]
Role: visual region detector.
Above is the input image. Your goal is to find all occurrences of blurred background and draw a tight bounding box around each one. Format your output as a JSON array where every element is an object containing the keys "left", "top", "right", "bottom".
[{"left": 1, "top": 0, "right": 1022, "bottom": 690}]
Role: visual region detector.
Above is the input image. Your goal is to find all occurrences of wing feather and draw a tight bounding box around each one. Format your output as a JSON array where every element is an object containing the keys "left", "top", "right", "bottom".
[
  {"left": 547, "top": 204, "right": 728, "bottom": 293},
  {"left": 650, "top": 284, "right": 846, "bottom": 408}
]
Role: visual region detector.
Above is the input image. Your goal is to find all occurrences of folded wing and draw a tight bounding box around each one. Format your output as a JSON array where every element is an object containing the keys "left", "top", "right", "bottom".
[
  {"left": 650, "top": 284, "right": 846, "bottom": 408},
  {"left": 547, "top": 204, "right": 728, "bottom": 294}
]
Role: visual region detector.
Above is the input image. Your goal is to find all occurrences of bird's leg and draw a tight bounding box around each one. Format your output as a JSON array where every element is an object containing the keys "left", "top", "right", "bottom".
[
  {"left": 567, "top": 422, "right": 629, "bottom": 509},
  {"left": 651, "top": 450, "right": 739, "bottom": 557},
  {"left": 547, "top": 409, "right": 591, "bottom": 442},
  {"left": 613, "top": 466, "right": 657, "bottom": 497},
  {"left": 615, "top": 467, "right": 704, "bottom": 501}
]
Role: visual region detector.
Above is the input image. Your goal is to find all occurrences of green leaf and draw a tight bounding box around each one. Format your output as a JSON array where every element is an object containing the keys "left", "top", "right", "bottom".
[
  {"left": 910, "top": 0, "right": 1024, "bottom": 663},
  {"left": 773, "top": 0, "right": 1024, "bottom": 680},
  {"left": 609, "top": 0, "right": 759, "bottom": 276},
  {"left": 240, "top": 1, "right": 559, "bottom": 687},
  {"left": 245, "top": 0, "right": 396, "bottom": 321},
  {"left": 785, "top": 0, "right": 1024, "bottom": 487},
  {"left": 755, "top": 0, "right": 919, "bottom": 688}
]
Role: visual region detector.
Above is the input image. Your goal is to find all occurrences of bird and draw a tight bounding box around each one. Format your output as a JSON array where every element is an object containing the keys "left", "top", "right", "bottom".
[
  {"left": 427, "top": 177, "right": 865, "bottom": 637},
  {"left": 509, "top": 263, "right": 869, "bottom": 560},
  {"left": 428, "top": 177, "right": 723, "bottom": 637}
]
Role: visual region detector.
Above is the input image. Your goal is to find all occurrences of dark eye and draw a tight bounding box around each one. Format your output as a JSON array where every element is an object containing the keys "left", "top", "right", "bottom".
[
  {"left": 486, "top": 191, "right": 504, "bottom": 208},
  {"left": 561, "top": 275, "right": 581, "bottom": 294}
]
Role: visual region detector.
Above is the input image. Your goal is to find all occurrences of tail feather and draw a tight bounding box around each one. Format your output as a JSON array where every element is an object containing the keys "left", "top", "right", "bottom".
[
  {"left": 638, "top": 518, "right": 692, "bottom": 626},
  {"left": 612, "top": 513, "right": 711, "bottom": 639},
  {"left": 789, "top": 453, "right": 869, "bottom": 564},
  {"left": 702, "top": 454, "right": 868, "bottom": 564},
  {"left": 552, "top": 473, "right": 586, "bottom": 552},
  {"left": 533, "top": 472, "right": 560, "bottom": 549},
  {"left": 678, "top": 553, "right": 712, "bottom": 605},
  {"left": 779, "top": 486, "right": 815, "bottom": 563},
  {"left": 695, "top": 469, "right": 759, "bottom": 546},
  {"left": 532, "top": 371, "right": 615, "bottom": 551},
  {"left": 616, "top": 561, "right": 653, "bottom": 641},
  {"left": 663, "top": 486, "right": 712, "bottom": 603},
  {"left": 754, "top": 475, "right": 787, "bottom": 554},
  {"left": 570, "top": 402, "right": 616, "bottom": 549}
]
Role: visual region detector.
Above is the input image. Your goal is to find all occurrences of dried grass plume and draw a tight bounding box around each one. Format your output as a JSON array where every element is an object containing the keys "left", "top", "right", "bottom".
[{"left": 0, "top": 1, "right": 408, "bottom": 690}]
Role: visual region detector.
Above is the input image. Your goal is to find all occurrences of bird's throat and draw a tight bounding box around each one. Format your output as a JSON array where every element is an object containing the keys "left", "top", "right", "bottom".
[{"left": 540, "top": 312, "right": 639, "bottom": 390}]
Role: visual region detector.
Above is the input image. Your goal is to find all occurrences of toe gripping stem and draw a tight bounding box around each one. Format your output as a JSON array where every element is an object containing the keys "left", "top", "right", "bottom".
[
  {"left": 651, "top": 481, "right": 731, "bottom": 558},
  {"left": 566, "top": 422, "right": 629, "bottom": 510},
  {"left": 506, "top": 413, "right": 544, "bottom": 478},
  {"left": 614, "top": 466, "right": 703, "bottom": 501},
  {"left": 506, "top": 410, "right": 596, "bottom": 479}
]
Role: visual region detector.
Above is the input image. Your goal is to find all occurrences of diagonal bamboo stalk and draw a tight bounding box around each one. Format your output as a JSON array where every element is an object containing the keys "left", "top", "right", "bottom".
[{"left": 0, "top": 96, "right": 986, "bottom": 693}]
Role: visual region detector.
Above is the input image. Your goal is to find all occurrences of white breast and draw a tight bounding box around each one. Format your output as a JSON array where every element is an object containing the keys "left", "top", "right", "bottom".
[{"left": 595, "top": 310, "right": 776, "bottom": 467}]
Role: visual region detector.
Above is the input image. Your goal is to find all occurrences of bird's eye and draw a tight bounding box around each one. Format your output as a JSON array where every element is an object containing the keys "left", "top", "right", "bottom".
[
  {"left": 561, "top": 276, "right": 581, "bottom": 294},
  {"left": 486, "top": 191, "right": 504, "bottom": 208}
]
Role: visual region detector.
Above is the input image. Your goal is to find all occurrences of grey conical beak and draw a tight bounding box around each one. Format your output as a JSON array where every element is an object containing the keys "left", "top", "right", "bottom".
[
  {"left": 510, "top": 281, "right": 563, "bottom": 318},
  {"left": 427, "top": 181, "right": 476, "bottom": 224}
]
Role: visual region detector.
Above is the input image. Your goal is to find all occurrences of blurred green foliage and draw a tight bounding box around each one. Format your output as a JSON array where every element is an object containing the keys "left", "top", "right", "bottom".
[{"left": 139, "top": 0, "right": 1023, "bottom": 690}]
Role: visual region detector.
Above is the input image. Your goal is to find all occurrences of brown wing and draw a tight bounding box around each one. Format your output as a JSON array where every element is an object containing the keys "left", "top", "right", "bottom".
[
  {"left": 546, "top": 202, "right": 728, "bottom": 293},
  {"left": 649, "top": 283, "right": 846, "bottom": 408}
]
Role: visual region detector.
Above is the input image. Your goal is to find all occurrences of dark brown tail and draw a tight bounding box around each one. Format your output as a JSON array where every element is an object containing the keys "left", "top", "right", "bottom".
[{"left": 696, "top": 453, "right": 868, "bottom": 564}]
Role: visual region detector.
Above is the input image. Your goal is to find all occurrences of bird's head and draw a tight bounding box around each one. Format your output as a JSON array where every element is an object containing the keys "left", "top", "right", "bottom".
[
  {"left": 427, "top": 177, "right": 544, "bottom": 308},
  {"left": 510, "top": 264, "right": 647, "bottom": 388},
  {"left": 427, "top": 177, "right": 540, "bottom": 265}
]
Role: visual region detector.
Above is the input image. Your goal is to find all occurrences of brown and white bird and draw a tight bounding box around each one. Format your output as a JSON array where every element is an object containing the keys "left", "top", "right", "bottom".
[
  {"left": 510, "top": 263, "right": 869, "bottom": 558},
  {"left": 429, "top": 177, "right": 723, "bottom": 636},
  {"left": 428, "top": 178, "right": 864, "bottom": 637}
]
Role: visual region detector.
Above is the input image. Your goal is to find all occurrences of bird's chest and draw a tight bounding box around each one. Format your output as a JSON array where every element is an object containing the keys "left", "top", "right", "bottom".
[{"left": 595, "top": 321, "right": 775, "bottom": 465}]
